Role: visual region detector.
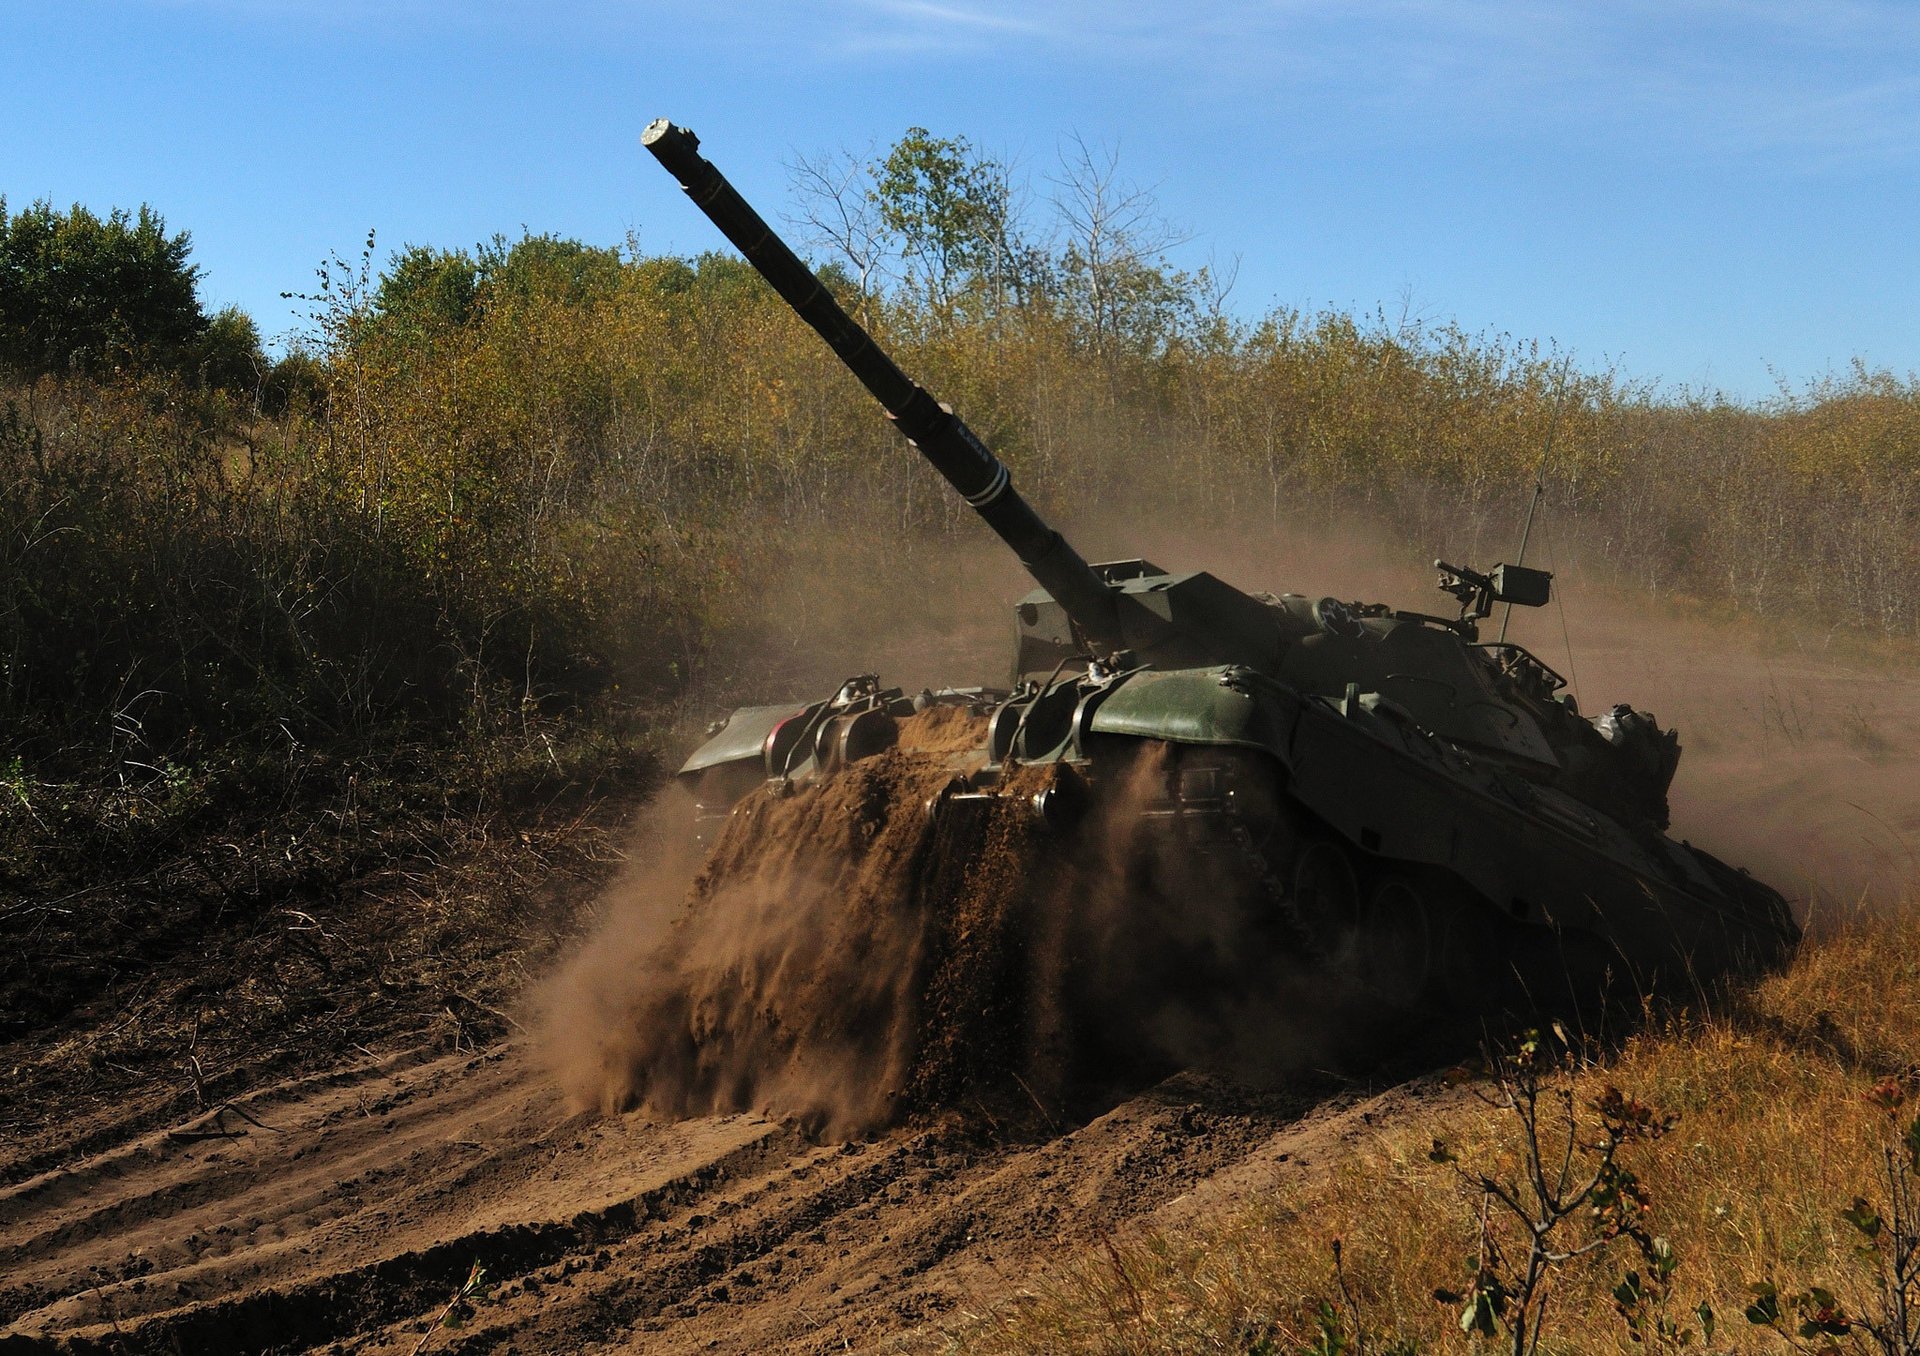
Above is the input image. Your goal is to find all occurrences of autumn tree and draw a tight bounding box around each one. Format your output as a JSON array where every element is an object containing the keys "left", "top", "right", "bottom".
[{"left": 1048, "top": 134, "right": 1196, "bottom": 360}]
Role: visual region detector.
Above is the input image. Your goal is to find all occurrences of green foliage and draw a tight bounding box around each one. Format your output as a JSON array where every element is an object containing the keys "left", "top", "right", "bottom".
[
  {"left": 371, "top": 234, "right": 626, "bottom": 346},
  {"left": 416, "top": 1261, "right": 491, "bottom": 1351},
  {"left": 261, "top": 345, "right": 327, "bottom": 417},
  {"left": 872, "top": 127, "right": 1015, "bottom": 312},
  {"left": 376, "top": 244, "right": 480, "bottom": 330},
  {"left": 0, "top": 197, "right": 260, "bottom": 386},
  {"left": 193, "top": 304, "right": 265, "bottom": 394},
  {"left": 477, "top": 231, "right": 624, "bottom": 307}
]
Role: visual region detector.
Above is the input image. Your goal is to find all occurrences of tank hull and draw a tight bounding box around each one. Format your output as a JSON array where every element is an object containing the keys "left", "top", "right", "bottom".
[{"left": 678, "top": 664, "right": 1799, "bottom": 1008}]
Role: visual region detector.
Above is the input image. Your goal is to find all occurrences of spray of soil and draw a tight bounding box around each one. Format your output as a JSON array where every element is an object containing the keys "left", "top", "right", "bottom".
[
  {"left": 544, "top": 756, "right": 939, "bottom": 1137},
  {"left": 541, "top": 733, "right": 1367, "bottom": 1135},
  {"left": 540, "top": 734, "right": 1084, "bottom": 1136}
]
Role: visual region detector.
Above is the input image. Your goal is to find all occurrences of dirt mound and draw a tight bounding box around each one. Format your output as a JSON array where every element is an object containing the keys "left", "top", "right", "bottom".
[{"left": 894, "top": 702, "right": 994, "bottom": 752}]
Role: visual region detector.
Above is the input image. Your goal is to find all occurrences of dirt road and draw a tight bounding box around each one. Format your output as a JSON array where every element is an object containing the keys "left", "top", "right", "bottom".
[{"left": 0, "top": 1035, "right": 1440, "bottom": 1355}]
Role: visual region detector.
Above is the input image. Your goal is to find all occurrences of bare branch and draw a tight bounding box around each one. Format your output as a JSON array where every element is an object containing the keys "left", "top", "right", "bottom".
[{"left": 783, "top": 145, "right": 892, "bottom": 323}]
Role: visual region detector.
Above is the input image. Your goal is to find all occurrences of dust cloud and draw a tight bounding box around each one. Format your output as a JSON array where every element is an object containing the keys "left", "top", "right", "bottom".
[
  {"left": 537, "top": 742, "right": 1059, "bottom": 1137},
  {"left": 1557, "top": 603, "right": 1920, "bottom": 918},
  {"left": 548, "top": 506, "right": 1916, "bottom": 1134}
]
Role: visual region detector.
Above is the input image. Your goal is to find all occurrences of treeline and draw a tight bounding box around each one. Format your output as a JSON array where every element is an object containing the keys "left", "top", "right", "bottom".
[{"left": 2, "top": 132, "right": 1917, "bottom": 813}]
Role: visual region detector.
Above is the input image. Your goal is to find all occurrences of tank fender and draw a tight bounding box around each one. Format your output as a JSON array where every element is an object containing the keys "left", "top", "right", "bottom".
[
  {"left": 677, "top": 703, "right": 808, "bottom": 779},
  {"left": 1085, "top": 666, "right": 1302, "bottom": 755},
  {"left": 1284, "top": 700, "right": 1493, "bottom": 885}
]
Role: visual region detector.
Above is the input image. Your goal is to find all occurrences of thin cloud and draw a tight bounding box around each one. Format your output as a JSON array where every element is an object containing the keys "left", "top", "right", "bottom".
[
  {"left": 860, "top": 0, "right": 1047, "bottom": 33},
  {"left": 965, "top": 0, "right": 1920, "bottom": 171},
  {"left": 119, "top": 0, "right": 1920, "bottom": 167}
]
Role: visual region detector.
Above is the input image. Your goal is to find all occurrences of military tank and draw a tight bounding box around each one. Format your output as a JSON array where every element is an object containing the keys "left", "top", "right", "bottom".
[{"left": 643, "top": 119, "right": 1799, "bottom": 1006}]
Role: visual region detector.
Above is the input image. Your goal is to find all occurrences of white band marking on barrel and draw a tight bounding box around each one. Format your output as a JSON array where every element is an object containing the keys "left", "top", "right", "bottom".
[{"left": 964, "top": 462, "right": 1010, "bottom": 508}]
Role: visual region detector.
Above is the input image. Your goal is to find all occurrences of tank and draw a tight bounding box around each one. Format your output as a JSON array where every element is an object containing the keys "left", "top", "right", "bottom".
[{"left": 643, "top": 119, "right": 1800, "bottom": 1005}]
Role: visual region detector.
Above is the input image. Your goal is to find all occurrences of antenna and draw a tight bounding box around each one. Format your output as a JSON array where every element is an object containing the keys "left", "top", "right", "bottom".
[{"left": 1499, "top": 357, "right": 1574, "bottom": 644}]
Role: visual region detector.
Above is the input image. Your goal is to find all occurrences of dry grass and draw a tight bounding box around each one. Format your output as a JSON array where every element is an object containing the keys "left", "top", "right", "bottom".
[{"left": 943, "top": 901, "right": 1920, "bottom": 1354}]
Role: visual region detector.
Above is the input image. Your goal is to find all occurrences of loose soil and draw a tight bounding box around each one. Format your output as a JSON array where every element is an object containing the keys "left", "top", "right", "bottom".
[
  {"left": 0, "top": 1035, "right": 1454, "bottom": 1355},
  {"left": 0, "top": 746, "right": 1472, "bottom": 1356}
]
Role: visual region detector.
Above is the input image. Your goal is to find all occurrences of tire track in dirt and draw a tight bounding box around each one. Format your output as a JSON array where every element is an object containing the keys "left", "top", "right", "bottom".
[
  {"left": 406, "top": 1087, "right": 1307, "bottom": 1355},
  {"left": 0, "top": 1042, "right": 789, "bottom": 1352},
  {"left": 0, "top": 1037, "right": 1401, "bottom": 1355}
]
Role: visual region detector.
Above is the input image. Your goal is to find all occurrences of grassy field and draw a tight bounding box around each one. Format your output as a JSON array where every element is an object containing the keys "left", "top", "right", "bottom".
[{"left": 945, "top": 903, "right": 1920, "bottom": 1355}]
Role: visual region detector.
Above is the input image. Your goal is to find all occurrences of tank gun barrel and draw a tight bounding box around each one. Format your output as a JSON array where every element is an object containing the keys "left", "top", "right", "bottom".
[{"left": 642, "top": 119, "right": 1123, "bottom": 654}]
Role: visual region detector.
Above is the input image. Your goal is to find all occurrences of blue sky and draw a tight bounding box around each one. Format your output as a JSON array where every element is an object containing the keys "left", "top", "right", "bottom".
[{"left": 5, "top": 0, "right": 1916, "bottom": 400}]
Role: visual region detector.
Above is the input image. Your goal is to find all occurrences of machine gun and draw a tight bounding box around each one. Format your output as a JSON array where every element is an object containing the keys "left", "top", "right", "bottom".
[{"left": 1434, "top": 560, "right": 1553, "bottom": 639}]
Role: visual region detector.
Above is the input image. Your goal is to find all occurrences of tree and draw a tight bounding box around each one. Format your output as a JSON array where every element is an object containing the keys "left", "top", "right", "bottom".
[
  {"left": 260, "top": 346, "right": 327, "bottom": 418},
  {"left": 375, "top": 244, "right": 481, "bottom": 330},
  {"left": 785, "top": 144, "right": 891, "bottom": 324},
  {"left": 476, "top": 232, "right": 623, "bottom": 308},
  {"left": 0, "top": 198, "right": 207, "bottom": 378},
  {"left": 1048, "top": 135, "right": 1195, "bottom": 359},
  {"left": 193, "top": 305, "right": 266, "bottom": 396},
  {"left": 373, "top": 234, "right": 624, "bottom": 339},
  {"left": 871, "top": 128, "right": 1025, "bottom": 316}
]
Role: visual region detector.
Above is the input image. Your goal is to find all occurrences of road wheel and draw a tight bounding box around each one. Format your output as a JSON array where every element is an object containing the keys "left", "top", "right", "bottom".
[
  {"left": 1290, "top": 837, "right": 1361, "bottom": 962},
  {"left": 1355, "top": 873, "right": 1437, "bottom": 999}
]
